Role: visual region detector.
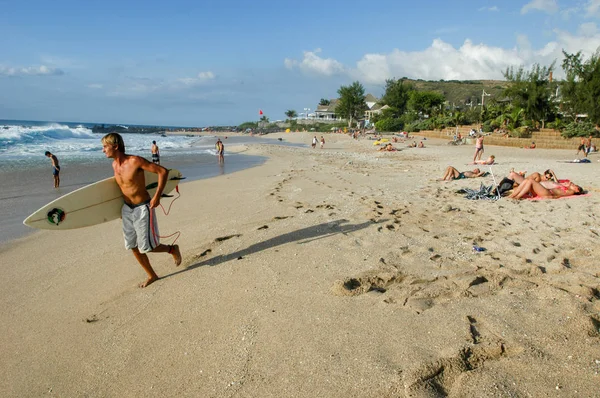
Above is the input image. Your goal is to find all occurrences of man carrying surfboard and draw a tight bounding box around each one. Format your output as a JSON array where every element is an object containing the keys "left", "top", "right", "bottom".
[
  {"left": 44, "top": 151, "right": 60, "bottom": 188},
  {"left": 102, "top": 132, "right": 182, "bottom": 288}
]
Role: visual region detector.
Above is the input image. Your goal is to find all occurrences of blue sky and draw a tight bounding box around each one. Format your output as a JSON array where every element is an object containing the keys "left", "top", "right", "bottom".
[{"left": 1, "top": 0, "right": 599, "bottom": 126}]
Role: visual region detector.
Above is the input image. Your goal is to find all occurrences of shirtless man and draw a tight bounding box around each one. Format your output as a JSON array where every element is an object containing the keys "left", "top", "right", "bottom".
[
  {"left": 45, "top": 151, "right": 60, "bottom": 188},
  {"left": 576, "top": 137, "right": 587, "bottom": 157},
  {"left": 440, "top": 166, "right": 486, "bottom": 181},
  {"left": 151, "top": 141, "right": 160, "bottom": 165},
  {"left": 473, "top": 135, "right": 484, "bottom": 161},
  {"left": 102, "top": 133, "right": 181, "bottom": 288}
]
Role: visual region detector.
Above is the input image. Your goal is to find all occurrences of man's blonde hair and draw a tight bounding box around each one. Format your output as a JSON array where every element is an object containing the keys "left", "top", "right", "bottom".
[{"left": 101, "top": 132, "right": 125, "bottom": 153}]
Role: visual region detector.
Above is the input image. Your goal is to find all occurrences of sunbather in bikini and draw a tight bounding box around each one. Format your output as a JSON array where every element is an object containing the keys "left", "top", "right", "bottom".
[
  {"left": 440, "top": 166, "right": 486, "bottom": 181},
  {"left": 507, "top": 169, "right": 558, "bottom": 188},
  {"left": 508, "top": 179, "right": 583, "bottom": 199}
]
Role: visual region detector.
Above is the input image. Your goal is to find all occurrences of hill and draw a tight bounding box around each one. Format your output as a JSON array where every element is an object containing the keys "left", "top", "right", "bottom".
[{"left": 403, "top": 79, "right": 508, "bottom": 108}]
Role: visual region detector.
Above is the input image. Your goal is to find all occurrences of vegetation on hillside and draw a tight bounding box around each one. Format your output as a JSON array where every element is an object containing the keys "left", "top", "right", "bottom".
[{"left": 238, "top": 50, "right": 600, "bottom": 137}]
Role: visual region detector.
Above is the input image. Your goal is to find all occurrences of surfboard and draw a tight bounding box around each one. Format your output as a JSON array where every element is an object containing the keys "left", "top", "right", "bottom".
[{"left": 23, "top": 168, "right": 184, "bottom": 230}]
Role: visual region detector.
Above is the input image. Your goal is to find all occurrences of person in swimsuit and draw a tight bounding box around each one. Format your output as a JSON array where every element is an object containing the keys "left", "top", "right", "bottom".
[
  {"left": 508, "top": 179, "right": 583, "bottom": 199},
  {"left": 151, "top": 141, "right": 160, "bottom": 165},
  {"left": 473, "top": 135, "right": 484, "bottom": 162},
  {"left": 440, "top": 166, "right": 485, "bottom": 181},
  {"left": 508, "top": 169, "right": 558, "bottom": 185},
  {"left": 102, "top": 133, "right": 182, "bottom": 288},
  {"left": 576, "top": 137, "right": 587, "bottom": 157},
  {"left": 45, "top": 151, "right": 60, "bottom": 188},
  {"left": 216, "top": 138, "right": 224, "bottom": 164},
  {"left": 472, "top": 155, "right": 495, "bottom": 165}
]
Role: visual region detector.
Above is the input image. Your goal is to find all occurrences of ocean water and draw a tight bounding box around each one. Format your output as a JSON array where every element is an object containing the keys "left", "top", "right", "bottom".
[{"left": 0, "top": 120, "right": 300, "bottom": 244}]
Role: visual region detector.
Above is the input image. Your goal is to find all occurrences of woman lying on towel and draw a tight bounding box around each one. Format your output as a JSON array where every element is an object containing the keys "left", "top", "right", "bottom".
[{"left": 508, "top": 179, "right": 583, "bottom": 199}]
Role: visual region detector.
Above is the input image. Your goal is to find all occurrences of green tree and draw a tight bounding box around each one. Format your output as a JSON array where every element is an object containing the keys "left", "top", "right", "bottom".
[
  {"left": 336, "top": 81, "right": 367, "bottom": 127},
  {"left": 561, "top": 50, "right": 600, "bottom": 125},
  {"left": 503, "top": 63, "right": 556, "bottom": 128},
  {"left": 260, "top": 115, "right": 270, "bottom": 122},
  {"left": 285, "top": 109, "right": 298, "bottom": 120},
  {"left": 380, "top": 78, "right": 414, "bottom": 115},
  {"left": 408, "top": 91, "right": 446, "bottom": 117},
  {"left": 319, "top": 98, "right": 331, "bottom": 106}
]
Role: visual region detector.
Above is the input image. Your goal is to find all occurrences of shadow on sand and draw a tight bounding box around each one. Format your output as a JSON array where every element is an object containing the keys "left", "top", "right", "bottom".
[{"left": 164, "top": 218, "right": 376, "bottom": 279}]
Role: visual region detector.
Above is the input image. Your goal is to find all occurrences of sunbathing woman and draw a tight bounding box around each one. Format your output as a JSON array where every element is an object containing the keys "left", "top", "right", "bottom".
[
  {"left": 508, "top": 169, "right": 557, "bottom": 186},
  {"left": 508, "top": 179, "right": 583, "bottom": 199},
  {"left": 440, "top": 166, "right": 486, "bottom": 181},
  {"left": 472, "top": 155, "right": 495, "bottom": 165}
]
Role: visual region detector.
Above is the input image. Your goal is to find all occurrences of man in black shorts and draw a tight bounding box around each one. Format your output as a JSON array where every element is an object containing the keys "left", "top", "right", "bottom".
[
  {"left": 151, "top": 140, "right": 160, "bottom": 164},
  {"left": 45, "top": 151, "right": 60, "bottom": 188}
]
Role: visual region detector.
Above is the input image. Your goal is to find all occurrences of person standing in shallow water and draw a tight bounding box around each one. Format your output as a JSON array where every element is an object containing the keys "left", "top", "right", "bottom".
[
  {"left": 216, "top": 138, "right": 224, "bottom": 164},
  {"left": 102, "top": 132, "right": 182, "bottom": 288},
  {"left": 151, "top": 140, "right": 160, "bottom": 165},
  {"left": 45, "top": 151, "right": 60, "bottom": 188}
]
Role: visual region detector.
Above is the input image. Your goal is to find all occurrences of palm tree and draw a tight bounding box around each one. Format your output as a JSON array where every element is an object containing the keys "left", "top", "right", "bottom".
[
  {"left": 285, "top": 110, "right": 298, "bottom": 120},
  {"left": 260, "top": 115, "right": 269, "bottom": 123}
]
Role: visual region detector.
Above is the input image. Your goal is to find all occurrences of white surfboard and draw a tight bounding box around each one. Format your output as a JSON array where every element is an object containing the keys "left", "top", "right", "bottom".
[{"left": 23, "top": 169, "right": 184, "bottom": 230}]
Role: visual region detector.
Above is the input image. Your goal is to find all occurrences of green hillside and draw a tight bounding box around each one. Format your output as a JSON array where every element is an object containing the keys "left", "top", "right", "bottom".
[{"left": 404, "top": 79, "right": 508, "bottom": 108}]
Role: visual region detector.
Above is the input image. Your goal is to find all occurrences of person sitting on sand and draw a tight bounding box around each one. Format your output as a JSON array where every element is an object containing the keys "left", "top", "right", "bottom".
[
  {"left": 378, "top": 143, "right": 397, "bottom": 152},
  {"left": 410, "top": 141, "right": 417, "bottom": 148},
  {"left": 418, "top": 141, "right": 425, "bottom": 148},
  {"left": 440, "top": 166, "right": 486, "bottom": 181},
  {"left": 508, "top": 179, "right": 583, "bottom": 199},
  {"left": 472, "top": 155, "right": 495, "bottom": 165},
  {"left": 529, "top": 142, "right": 536, "bottom": 149}
]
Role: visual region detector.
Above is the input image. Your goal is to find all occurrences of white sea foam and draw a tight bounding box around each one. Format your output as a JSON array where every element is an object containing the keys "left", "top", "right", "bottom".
[{"left": 0, "top": 122, "right": 200, "bottom": 160}]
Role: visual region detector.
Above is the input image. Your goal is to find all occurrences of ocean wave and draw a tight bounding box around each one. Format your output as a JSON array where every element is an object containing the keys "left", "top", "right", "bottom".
[{"left": 0, "top": 122, "right": 200, "bottom": 159}]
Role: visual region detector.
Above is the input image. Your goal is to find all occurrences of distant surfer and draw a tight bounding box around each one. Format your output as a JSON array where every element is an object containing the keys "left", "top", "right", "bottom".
[
  {"left": 151, "top": 140, "right": 160, "bottom": 165},
  {"left": 216, "top": 138, "right": 224, "bottom": 164},
  {"left": 44, "top": 151, "right": 60, "bottom": 188},
  {"left": 102, "top": 133, "right": 182, "bottom": 288}
]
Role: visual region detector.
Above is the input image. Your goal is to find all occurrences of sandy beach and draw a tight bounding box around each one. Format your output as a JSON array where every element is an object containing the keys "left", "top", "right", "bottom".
[{"left": 1, "top": 132, "right": 600, "bottom": 397}]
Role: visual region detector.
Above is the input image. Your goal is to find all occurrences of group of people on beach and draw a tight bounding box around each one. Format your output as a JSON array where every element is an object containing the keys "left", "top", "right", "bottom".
[
  {"left": 43, "top": 130, "right": 589, "bottom": 289},
  {"left": 576, "top": 135, "right": 595, "bottom": 157},
  {"left": 311, "top": 136, "right": 325, "bottom": 149}
]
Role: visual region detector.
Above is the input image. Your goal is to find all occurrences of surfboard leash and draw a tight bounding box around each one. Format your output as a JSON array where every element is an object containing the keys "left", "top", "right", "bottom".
[{"left": 150, "top": 185, "right": 182, "bottom": 246}]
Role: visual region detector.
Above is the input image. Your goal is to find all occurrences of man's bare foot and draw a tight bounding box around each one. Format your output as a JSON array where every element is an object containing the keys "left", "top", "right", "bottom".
[
  {"left": 170, "top": 245, "right": 182, "bottom": 266},
  {"left": 139, "top": 275, "right": 159, "bottom": 288}
]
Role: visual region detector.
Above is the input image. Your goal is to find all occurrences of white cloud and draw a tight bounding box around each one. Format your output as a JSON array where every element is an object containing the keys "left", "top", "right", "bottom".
[
  {"left": 87, "top": 83, "right": 103, "bottom": 89},
  {"left": 284, "top": 23, "right": 600, "bottom": 84},
  {"left": 109, "top": 71, "right": 216, "bottom": 97},
  {"left": 0, "top": 65, "right": 64, "bottom": 76},
  {"left": 284, "top": 49, "right": 345, "bottom": 76},
  {"left": 177, "top": 71, "right": 215, "bottom": 86},
  {"left": 521, "top": 0, "right": 558, "bottom": 14},
  {"left": 586, "top": 0, "right": 600, "bottom": 16},
  {"left": 478, "top": 6, "right": 499, "bottom": 11}
]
